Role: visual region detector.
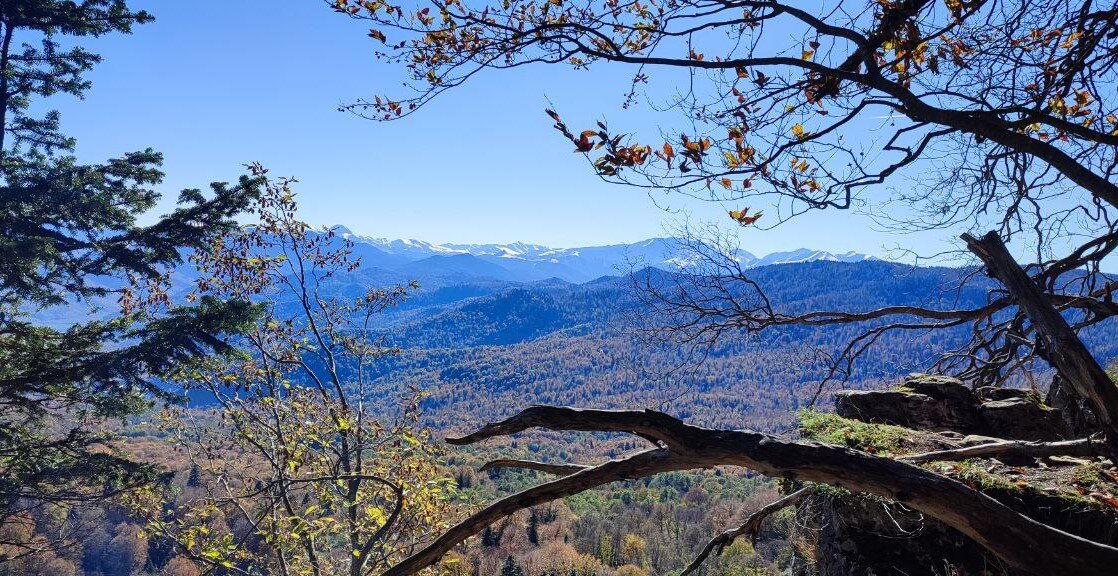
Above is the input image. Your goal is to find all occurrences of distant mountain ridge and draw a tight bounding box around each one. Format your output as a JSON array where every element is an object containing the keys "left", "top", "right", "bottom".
[
  {"left": 329, "top": 226, "right": 878, "bottom": 283},
  {"left": 357, "top": 259, "right": 1118, "bottom": 431}
]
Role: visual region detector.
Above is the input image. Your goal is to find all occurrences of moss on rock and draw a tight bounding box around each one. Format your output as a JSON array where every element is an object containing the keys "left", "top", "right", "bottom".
[{"left": 798, "top": 410, "right": 910, "bottom": 455}]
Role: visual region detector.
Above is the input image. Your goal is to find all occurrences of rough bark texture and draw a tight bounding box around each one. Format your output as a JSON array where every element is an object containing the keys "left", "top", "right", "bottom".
[
  {"left": 962, "top": 231, "right": 1118, "bottom": 449},
  {"left": 899, "top": 437, "right": 1099, "bottom": 464},
  {"left": 384, "top": 406, "right": 1118, "bottom": 576}
]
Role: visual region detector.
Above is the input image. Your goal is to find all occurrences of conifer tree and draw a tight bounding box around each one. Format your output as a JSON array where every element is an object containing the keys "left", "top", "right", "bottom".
[
  {"left": 482, "top": 525, "right": 501, "bottom": 547},
  {"left": 0, "top": 1, "right": 260, "bottom": 559},
  {"left": 527, "top": 510, "right": 540, "bottom": 545},
  {"left": 499, "top": 556, "right": 524, "bottom": 576},
  {"left": 185, "top": 464, "right": 201, "bottom": 488}
]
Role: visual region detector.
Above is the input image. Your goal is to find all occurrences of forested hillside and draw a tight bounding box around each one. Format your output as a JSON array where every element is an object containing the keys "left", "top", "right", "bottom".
[
  {"left": 343, "top": 260, "right": 1118, "bottom": 432},
  {"left": 8, "top": 0, "right": 1118, "bottom": 575}
]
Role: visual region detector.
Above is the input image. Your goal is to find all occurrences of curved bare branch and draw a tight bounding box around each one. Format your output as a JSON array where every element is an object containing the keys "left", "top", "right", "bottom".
[
  {"left": 899, "top": 437, "right": 1101, "bottom": 464},
  {"left": 679, "top": 487, "right": 810, "bottom": 576},
  {"left": 388, "top": 406, "right": 1118, "bottom": 576}
]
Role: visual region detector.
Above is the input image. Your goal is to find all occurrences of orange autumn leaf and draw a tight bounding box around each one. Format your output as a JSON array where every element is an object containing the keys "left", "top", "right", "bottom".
[
  {"left": 1090, "top": 492, "right": 1118, "bottom": 509},
  {"left": 729, "top": 208, "right": 763, "bottom": 226}
]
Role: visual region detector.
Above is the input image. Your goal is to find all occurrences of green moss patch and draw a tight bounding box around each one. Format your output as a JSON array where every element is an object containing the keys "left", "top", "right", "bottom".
[{"left": 798, "top": 410, "right": 910, "bottom": 455}]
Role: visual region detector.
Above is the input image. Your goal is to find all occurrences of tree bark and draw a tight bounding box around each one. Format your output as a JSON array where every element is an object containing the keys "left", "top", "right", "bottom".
[
  {"left": 899, "top": 437, "right": 1099, "bottom": 464},
  {"left": 383, "top": 406, "right": 1118, "bottom": 576},
  {"left": 962, "top": 231, "right": 1118, "bottom": 449}
]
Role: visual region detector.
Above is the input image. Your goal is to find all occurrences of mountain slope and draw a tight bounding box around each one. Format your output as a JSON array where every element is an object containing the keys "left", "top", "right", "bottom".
[
  {"left": 353, "top": 260, "right": 1118, "bottom": 433},
  {"left": 331, "top": 227, "right": 876, "bottom": 283}
]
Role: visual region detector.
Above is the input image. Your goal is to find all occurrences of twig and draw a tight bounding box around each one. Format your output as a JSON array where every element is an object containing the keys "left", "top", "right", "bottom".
[{"left": 680, "top": 488, "right": 810, "bottom": 576}]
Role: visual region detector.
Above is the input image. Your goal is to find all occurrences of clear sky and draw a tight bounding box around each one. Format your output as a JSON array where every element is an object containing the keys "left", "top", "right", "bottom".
[{"left": 49, "top": 0, "right": 945, "bottom": 258}]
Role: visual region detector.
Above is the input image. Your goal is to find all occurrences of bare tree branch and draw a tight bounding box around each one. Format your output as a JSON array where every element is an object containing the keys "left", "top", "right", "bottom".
[
  {"left": 386, "top": 406, "right": 1118, "bottom": 576},
  {"left": 679, "top": 487, "right": 810, "bottom": 576},
  {"left": 899, "top": 437, "right": 1101, "bottom": 464}
]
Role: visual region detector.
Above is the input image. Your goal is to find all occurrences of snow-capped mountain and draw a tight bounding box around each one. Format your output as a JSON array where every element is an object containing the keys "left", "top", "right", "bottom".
[
  {"left": 329, "top": 226, "right": 876, "bottom": 283},
  {"left": 749, "top": 248, "right": 876, "bottom": 267}
]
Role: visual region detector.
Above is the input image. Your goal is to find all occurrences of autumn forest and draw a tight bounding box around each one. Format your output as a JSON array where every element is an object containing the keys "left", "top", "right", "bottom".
[{"left": 4, "top": 1, "right": 1118, "bottom": 576}]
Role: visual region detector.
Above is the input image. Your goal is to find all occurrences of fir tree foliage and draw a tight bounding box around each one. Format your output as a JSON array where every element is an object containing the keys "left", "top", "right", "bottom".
[
  {"left": 482, "top": 525, "right": 502, "bottom": 547},
  {"left": 0, "top": 1, "right": 261, "bottom": 558},
  {"left": 0, "top": 1, "right": 150, "bottom": 153},
  {"left": 499, "top": 556, "right": 525, "bottom": 576},
  {"left": 527, "top": 509, "right": 540, "bottom": 545}
]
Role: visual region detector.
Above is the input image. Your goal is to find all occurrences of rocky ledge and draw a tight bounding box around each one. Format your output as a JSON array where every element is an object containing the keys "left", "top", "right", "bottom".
[
  {"left": 834, "top": 373, "right": 1066, "bottom": 440},
  {"left": 791, "top": 374, "right": 1117, "bottom": 576}
]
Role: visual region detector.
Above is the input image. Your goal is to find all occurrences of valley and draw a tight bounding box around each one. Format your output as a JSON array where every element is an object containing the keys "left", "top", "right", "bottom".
[{"left": 291, "top": 235, "right": 1118, "bottom": 433}]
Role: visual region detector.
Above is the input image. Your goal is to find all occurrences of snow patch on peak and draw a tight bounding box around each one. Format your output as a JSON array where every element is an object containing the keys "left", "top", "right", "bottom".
[
  {"left": 497, "top": 246, "right": 525, "bottom": 259},
  {"left": 330, "top": 229, "right": 879, "bottom": 281}
]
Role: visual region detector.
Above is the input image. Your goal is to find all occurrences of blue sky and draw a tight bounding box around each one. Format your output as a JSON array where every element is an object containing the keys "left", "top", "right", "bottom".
[{"left": 49, "top": 0, "right": 941, "bottom": 257}]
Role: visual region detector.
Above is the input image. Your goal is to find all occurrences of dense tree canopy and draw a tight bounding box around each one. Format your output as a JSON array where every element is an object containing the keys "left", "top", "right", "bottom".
[
  {"left": 0, "top": 0, "right": 260, "bottom": 560},
  {"left": 328, "top": 0, "right": 1118, "bottom": 573}
]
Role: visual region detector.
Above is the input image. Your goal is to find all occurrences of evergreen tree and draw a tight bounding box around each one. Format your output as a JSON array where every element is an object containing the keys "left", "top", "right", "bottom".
[
  {"left": 185, "top": 464, "right": 201, "bottom": 488},
  {"left": 527, "top": 509, "right": 539, "bottom": 545},
  {"left": 0, "top": 0, "right": 260, "bottom": 556},
  {"left": 498, "top": 556, "right": 524, "bottom": 576},
  {"left": 481, "top": 525, "right": 500, "bottom": 547}
]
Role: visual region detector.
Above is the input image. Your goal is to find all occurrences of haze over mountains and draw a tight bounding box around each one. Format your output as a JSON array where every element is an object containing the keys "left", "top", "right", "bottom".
[
  {"left": 47, "top": 224, "right": 1117, "bottom": 429},
  {"left": 330, "top": 225, "right": 878, "bottom": 283},
  {"left": 41, "top": 223, "right": 1111, "bottom": 431},
  {"left": 299, "top": 229, "right": 1118, "bottom": 431},
  {"left": 357, "top": 257, "right": 1118, "bottom": 432}
]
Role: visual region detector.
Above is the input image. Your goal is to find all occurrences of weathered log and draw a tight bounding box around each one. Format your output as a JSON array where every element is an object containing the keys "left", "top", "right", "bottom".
[
  {"left": 899, "top": 437, "right": 1100, "bottom": 464},
  {"left": 382, "top": 406, "right": 1118, "bottom": 576},
  {"left": 963, "top": 231, "right": 1118, "bottom": 449}
]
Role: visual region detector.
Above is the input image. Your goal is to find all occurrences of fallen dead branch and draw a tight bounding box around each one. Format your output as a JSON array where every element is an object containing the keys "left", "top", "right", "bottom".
[
  {"left": 383, "top": 406, "right": 1118, "bottom": 576},
  {"left": 899, "top": 437, "right": 1100, "bottom": 464}
]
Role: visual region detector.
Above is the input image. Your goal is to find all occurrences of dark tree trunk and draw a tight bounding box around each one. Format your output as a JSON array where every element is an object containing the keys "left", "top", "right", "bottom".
[
  {"left": 962, "top": 231, "right": 1118, "bottom": 451},
  {"left": 383, "top": 406, "right": 1118, "bottom": 576}
]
